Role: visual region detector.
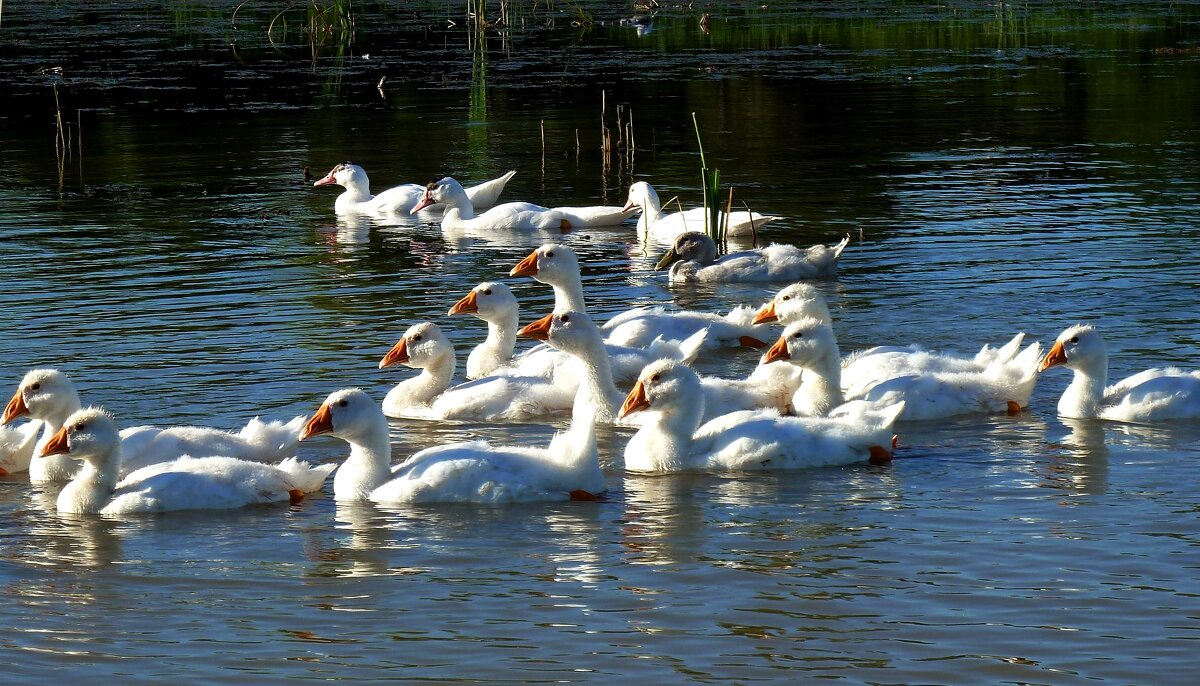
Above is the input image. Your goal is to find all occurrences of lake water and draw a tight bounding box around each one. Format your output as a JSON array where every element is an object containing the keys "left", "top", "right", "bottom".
[{"left": 2, "top": 1, "right": 1199, "bottom": 682}]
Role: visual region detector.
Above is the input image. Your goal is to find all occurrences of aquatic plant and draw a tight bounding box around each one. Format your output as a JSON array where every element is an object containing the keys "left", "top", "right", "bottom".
[{"left": 691, "top": 112, "right": 726, "bottom": 245}]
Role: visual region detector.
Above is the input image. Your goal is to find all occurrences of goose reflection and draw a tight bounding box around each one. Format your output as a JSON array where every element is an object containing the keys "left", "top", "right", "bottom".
[
  {"left": 620, "top": 473, "right": 707, "bottom": 567},
  {"left": 24, "top": 512, "right": 124, "bottom": 571},
  {"left": 1041, "top": 417, "right": 1109, "bottom": 496},
  {"left": 302, "top": 501, "right": 397, "bottom": 578}
]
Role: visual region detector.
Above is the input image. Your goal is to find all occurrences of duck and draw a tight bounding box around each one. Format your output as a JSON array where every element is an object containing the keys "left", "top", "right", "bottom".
[
  {"left": 618, "top": 359, "right": 902, "bottom": 473},
  {"left": 378, "top": 321, "right": 575, "bottom": 421},
  {"left": 412, "top": 177, "right": 634, "bottom": 231},
  {"left": 0, "top": 419, "right": 42, "bottom": 476},
  {"left": 39, "top": 408, "right": 334, "bottom": 515},
  {"left": 621, "top": 181, "right": 781, "bottom": 243},
  {"left": 313, "top": 162, "right": 515, "bottom": 215},
  {"left": 446, "top": 282, "right": 521, "bottom": 379},
  {"left": 1038, "top": 324, "right": 1200, "bottom": 422},
  {"left": 762, "top": 320, "right": 1042, "bottom": 421},
  {"left": 658, "top": 231, "right": 850, "bottom": 283},
  {"left": 3, "top": 368, "right": 308, "bottom": 482},
  {"left": 506, "top": 244, "right": 709, "bottom": 382},
  {"left": 299, "top": 387, "right": 605, "bottom": 504},
  {"left": 751, "top": 282, "right": 834, "bottom": 327},
  {"left": 601, "top": 304, "right": 770, "bottom": 349}
]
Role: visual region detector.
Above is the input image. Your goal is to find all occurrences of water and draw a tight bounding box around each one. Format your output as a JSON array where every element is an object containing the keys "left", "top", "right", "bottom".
[{"left": 2, "top": 1, "right": 1200, "bottom": 682}]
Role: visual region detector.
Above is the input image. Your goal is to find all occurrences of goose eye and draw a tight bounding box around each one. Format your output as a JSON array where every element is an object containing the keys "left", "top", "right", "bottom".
[
  {"left": 337, "top": 399, "right": 348, "bottom": 408},
  {"left": 560, "top": 314, "right": 570, "bottom": 323},
  {"left": 74, "top": 422, "right": 86, "bottom": 432},
  {"left": 545, "top": 251, "right": 555, "bottom": 258},
  {"left": 483, "top": 289, "right": 492, "bottom": 295},
  {"left": 793, "top": 332, "right": 803, "bottom": 339},
  {"left": 413, "top": 334, "right": 422, "bottom": 342},
  {"left": 30, "top": 383, "right": 40, "bottom": 391},
  {"left": 650, "top": 374, "right": 660, "bottom": 382},
  {"left": 1069, "top": 336, "right": 1079, "bottom": 343}
]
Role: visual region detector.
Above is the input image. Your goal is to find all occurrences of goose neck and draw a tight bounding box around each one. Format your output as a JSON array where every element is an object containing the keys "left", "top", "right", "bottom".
[{"left": 1058, "top": 361, "right": 1108, "bottom": 419}]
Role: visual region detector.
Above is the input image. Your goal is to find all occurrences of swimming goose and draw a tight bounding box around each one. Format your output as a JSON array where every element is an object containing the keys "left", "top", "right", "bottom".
[
  {"left": 621, "top": 181, "right": 781, "bottom": 243},
  {"left": 413, "top": 177, "right": 633, "bottom": 231},
  {"left": 658, "top": 232, "right": 850, "bottom": 283},
  {"left": 447, "top": 282, "right": 521, "bottom": 380},
  {"left": 506, "top": 244, "right": 709, "bottom": 382},
  {"left": 3, "top": 369, "right": 307, "bottom": 482},
  {"left": 763, "top": 320, "right": 1042, "bottom": 421},
  {"left": 313, "top": 162, "right": 515, "bottom": 215},
  {"left": 378, "top": 321, "right": 575, "bottom": 421},
  {"left": 41, "top": 408, "right": 333, "bottom": 515},
  {"left": 751, "top": 282, "right": 834, "bottom": 326},
  {"left": 299, "top": 388, "right": 604, "bottom": 504},
  {"left": 601, "top": 304, "right": 770, "bottom": 349},
  {"left": 619, "top": 359, "right": 901, "bottom": 473},
  {"left": 1038, "top": 324, "right": 1200, "bottom": 422}
]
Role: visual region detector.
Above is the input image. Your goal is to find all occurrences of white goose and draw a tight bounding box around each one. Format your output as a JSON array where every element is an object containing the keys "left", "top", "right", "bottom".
[
  {"left": 313, "top": 162, "right": 515, "bottom": 215},
  {"left": 378, "top": 321, "right": 575, "bottom": 421},
  {"left": 601, "top": 304, "right": 770, "bottom": 349},
  {"left": 40, "top": 408, "right": 333, "bottom": 515},
  {"left": 621, "top": 181, "right": 781, "bottom": 243},
  {"left": 506, "top": 244, "right": 708, "bottom": 382},
  {"left": 659, "top": 231, "right": 850, "bottom": 283},
  {"left": 619, "top": 359, "right": 902, "bottom": 473},
  {"left": 412, "top": 177, "right": 633, "bottom": 231},
  {"left": 3, "top": 369, "right": 307, "bottom": 482},
  {"left": 1038, "top": 324, "right": 1200, "bottom": 422},
  {"left": 446, "top": 282, "right": 521, "bottom": 380},
  {"left": 299, "top": 388, "right": 605, "bottom": 504},
  {"left": 763, "top": 320, "right": 1042, "bottom": 421}
]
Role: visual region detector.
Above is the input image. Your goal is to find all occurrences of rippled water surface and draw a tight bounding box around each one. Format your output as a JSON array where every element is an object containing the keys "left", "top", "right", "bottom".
[{"left": 2, "top": 1, "right": 1200, "bottom": 682}]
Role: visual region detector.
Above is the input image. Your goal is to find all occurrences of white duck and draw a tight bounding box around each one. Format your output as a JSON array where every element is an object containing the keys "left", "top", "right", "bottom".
[
  {"left": 378, "top": 321, "right": 575, "bottom": 421},
  {"left": 506, "top": 244, "right": 709, "bottom": 382},
  {"left": 3, "top": 368, "right": 307, "bottom": 482},
  {"left": 299, "top": 388, "right": 605, "bottom": 504},
  {"left": 763, "top": 320, "right": 1042, "bottom": 421},
  {"left": 0, "top": 419, "right": 42, "bottom": 476},
  {"left": 412, "top": 177, "right": 632, "bottom": 231},
  {"left": 659, "top": 231, "right": 850, "bottom": 283},
  {"left": 40, "top": 408, "right": 334, "bottom": 515},
  {"left": 601, "top": 304, "right": 770, "bottom": 349},
  {"left": 446, "top": 282, "right": 521, "bottom": 380},
  {"left": 313, "top": 162, "right": 515, "bottom": 215},
  {"left": 619, "top": 359, "right": 901, "bottom": 473},
  {"left": 1038, "top": 324, "right": 1200, "bottom": 422},
  {"left": 621, "top": 181, "right": 781, "bottom": 243}
]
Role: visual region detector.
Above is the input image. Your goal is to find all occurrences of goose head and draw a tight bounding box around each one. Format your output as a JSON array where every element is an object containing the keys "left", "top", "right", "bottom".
[
  {"left": 313, "top": 162, "right": 367, "bottom": 190},
  {"left": 509, "top": 244, "right": 580, "bottom": 288},
  {"left": 38, "top": 407, "right": 120, "bottom": 471},
  {"left": 656, "top": 231, "right": 717, "bottom": 270},
  {"left": 1039, "top": 324, "right": 1105, "bottom": 374},
  {"left": 411, "top": 177, "right": 469, "bottom": 213},
  {"left": 378, "top": 322, "right": 454, "bottom": 370},
  {"left": 518, "top": 310, "right": 602, "bottom": 356},
  {"left": 763, "top": 318, "right": 840, "bottom": 369},
  {"left": 448, "top": 281, "right": 518, "bottom": 324},
  {"left": 619, "top": 359, "right": 703, "bottom": 419},
  {"left": 300, "top": 388, "right": 385, "bottom": 443},
  {"left": 621, "top": 181, "right": 660, "bottom": 213},
  {"left": 4, "top": 368, "right": 80, "bottom": 425},
  {"left": 753, "top": 283, "right": 832, "bottom": 326}
]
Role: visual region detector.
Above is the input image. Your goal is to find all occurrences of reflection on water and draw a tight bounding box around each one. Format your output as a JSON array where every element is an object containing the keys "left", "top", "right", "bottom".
[{"left": 1, "top": 1, "right": 1200, "bottom": 683}]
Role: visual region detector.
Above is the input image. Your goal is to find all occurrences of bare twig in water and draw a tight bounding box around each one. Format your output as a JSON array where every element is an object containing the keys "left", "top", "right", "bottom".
[{"left": 741, "top": 200, "right": 759, "bottom": 247}]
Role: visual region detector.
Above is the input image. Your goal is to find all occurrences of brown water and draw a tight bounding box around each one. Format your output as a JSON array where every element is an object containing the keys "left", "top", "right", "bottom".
[{"left": 2, "top": 2, "right": 1199, "bottom": 683}]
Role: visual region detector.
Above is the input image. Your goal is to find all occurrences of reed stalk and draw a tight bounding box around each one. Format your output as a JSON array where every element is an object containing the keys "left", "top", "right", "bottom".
[{"left": 691, "top": 112, "right": 723, "bottom": 245}]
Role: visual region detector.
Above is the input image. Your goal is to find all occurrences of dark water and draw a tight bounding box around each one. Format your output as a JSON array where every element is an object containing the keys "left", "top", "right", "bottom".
[{"left": 2, "top": 1, "right": 1200, "bottom": 682}]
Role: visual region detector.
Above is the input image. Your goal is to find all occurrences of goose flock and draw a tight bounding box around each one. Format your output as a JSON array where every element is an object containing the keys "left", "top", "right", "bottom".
[{"left": 3, "top": 162, "right": 1198, "bottom": 515}]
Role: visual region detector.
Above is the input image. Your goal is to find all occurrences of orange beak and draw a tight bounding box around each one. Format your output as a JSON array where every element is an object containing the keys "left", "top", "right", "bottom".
[
  {"left": 39, "top": 425, "right": 70, "bottom": 457},
  {"left": 619, "top": 379, "right": 651, "bottom": 418},
  {"left": 510, "top": 249, "right": 540, "bottom": 277},
  {"left": 1038, "top": 340, "right": 1068, "bottom": 373},
  {"left": 410, "top": 187, "right": 436, "bottom": 214},
  {"left": 448, "top": 290, "right": 480, "bottom": 315},
  {"left": 518, "top": 313, "right": 554, "bottom": 341},
  {"left": 379, "top": 337, "right": 411, "bottom": 369},
  {"left": 752, "top": 301, "right": 778, "bottom": 325},
  {"left": 621, "top": 198, "right": 637, "bottom": 212},
  {"left": 299, "top": 403, "right": 335, "bottom": 441},
  {"left": 2, "top": 387, "right": 29, "bottom": 424},
  {"left": 312, "top": 167, "right": 338, "bottom": 187},
  {"left": 762, "top": 336, "right": 791, "bottom": 364}
]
